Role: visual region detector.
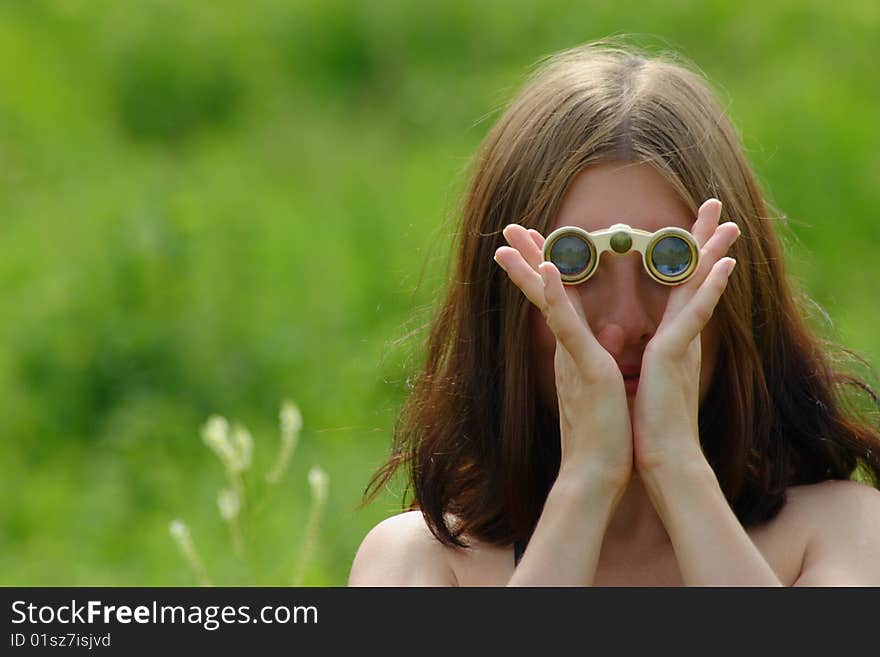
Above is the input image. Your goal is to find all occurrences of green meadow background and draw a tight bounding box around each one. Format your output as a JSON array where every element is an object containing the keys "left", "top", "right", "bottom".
[{"left": 1, "top": 0, "right": 878, "bottom": 585}]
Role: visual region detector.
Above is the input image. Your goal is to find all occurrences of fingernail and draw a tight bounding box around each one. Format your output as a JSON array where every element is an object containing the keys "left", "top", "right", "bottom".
[{"left": 726, "top": 259, "right": 737, "bottom": 276}]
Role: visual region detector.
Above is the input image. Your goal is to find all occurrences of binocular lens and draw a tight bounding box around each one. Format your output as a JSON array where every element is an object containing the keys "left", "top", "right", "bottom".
[
  {"left": 650, "top": 235, "right": 692, "bottom": 277},
  {"left": 548, "top": 234, "right": 592, "bottom": 276}
]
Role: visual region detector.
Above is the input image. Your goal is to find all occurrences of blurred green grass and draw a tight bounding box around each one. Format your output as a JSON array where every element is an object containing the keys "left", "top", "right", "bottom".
[{"left": 0, "top": 0, "right": 877, "bottom": 585}]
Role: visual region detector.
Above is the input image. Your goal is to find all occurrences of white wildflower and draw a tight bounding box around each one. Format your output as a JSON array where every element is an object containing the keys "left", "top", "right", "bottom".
[
  {"left": 168, "top": 518, "right": 211, "bottom": 586},
  {"left": 266, "top": 400, "right": 302, "bottom": 484},
  {"left": 169, "top": 519, "right": 189, "bottom": 543},
  {"left": 307, "top": 466, "right": 329, "bottom": 504},
  {"left": 280, "top": 400, "right": 302, "bottom": 435},
  {"left": 293, "top": 465, "right": 329, "bottom": 586},
  {"left": 217, "top": 488, "right": 241, "bottom": 521},
  {"left": 202, "top": 415, "right": 236, "bottom": 470},
  {"left": 230, "top": 423, "right": 253, "bottom": 473}
]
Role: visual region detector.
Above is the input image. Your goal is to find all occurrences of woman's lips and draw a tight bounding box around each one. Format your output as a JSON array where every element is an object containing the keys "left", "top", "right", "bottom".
[{"left": 619, "top": 365, "right": 641, "bottom": 396}]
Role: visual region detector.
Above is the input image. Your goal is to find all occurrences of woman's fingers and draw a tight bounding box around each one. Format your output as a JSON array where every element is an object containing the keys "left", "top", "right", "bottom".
[
  {"left": 527, "top": 228, "right": 545, "bottom": 251},
  {"left": 502, "top": 224, "right": 544, "bottom": 272},
  {"left": 494, "top": 222, "right": 553, "bottom": 310},
  {"left": 498, "top": 223, "right": 602, "bottom": 373},
  {"left": 494, "top": 246, "right": 546, "bottom": 308},
  {"left": 697, "top": 222, "right": 740, "bottom": 274},
  {"left": 661, "top": 257, "right": 736, "bottom": 353},
  {"left": 653, "top": 199, "right": 739, "bottom": 353},
  {"left": 664, "top": 213, "right": 740, "bottom": 320},
  {"left": 537, "top": 261, "right": 601, "bottom": 373},
  {"left": 690, "top": 198, "right": 723, "bottom": 247}
]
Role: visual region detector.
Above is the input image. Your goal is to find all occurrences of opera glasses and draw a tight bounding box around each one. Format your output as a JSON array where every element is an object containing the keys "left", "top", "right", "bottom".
[{"left": 541, "top": 223, "right": 700, "bottom": 286}]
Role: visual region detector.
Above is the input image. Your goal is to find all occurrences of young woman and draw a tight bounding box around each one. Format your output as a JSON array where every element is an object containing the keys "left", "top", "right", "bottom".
[{"left": 348, "top": 41, "right": 880, "bottom": 586}]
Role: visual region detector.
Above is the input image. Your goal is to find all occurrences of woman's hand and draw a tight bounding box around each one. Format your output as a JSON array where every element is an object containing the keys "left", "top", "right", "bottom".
[
  {"left": 632, "top": 199, "right": 740, "bottom": 477},
  {"left": 495, "top": 225, "right": 633, "bottom": 492}
]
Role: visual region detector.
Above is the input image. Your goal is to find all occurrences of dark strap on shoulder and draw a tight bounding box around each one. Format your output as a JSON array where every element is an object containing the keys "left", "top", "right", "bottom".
[{"left": 513, "top": 539, "right": 526, "bottom": 567}]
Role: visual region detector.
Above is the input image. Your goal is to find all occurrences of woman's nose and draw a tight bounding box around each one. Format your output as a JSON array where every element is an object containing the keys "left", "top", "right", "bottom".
[{"left": 579, "top": 254, "right": 658, "bottom": 351}]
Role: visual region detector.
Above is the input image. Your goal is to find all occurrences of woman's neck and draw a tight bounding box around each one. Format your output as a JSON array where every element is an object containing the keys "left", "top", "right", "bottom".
[{"left": 602, "top": 473, "right": 671, "bottom": 552}]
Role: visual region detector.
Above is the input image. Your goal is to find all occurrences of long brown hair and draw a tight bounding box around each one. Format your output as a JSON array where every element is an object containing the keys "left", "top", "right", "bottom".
[{"left": 362, "top": 40, "right": 880, "bottom": 548}]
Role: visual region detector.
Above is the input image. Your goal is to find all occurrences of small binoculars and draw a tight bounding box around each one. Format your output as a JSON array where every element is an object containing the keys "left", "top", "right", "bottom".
[{"left": 541, "top": 223, "right": 700, "bottom": 286}]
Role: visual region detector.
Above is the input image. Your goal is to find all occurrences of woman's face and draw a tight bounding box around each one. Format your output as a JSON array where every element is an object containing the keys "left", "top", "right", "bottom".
[{"left": 531, "top": 161, "right": 721, "bottom": 414}]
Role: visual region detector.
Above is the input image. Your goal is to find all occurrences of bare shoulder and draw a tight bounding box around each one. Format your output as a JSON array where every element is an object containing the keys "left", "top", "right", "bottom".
[
  {"left": 348, "top": 510, "right": 458, "bottom": 586},
  {"left": 785, "top": 479, "right": 880, "bottom": 586},
  {"left": 786, "top": 478, "right": 880, "bottom": 517}
]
